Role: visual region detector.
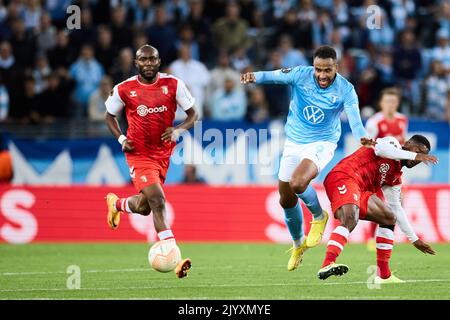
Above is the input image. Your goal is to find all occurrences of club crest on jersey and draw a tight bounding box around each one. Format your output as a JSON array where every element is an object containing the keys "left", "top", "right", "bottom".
[
  {"left": 130, "top": 91, "right": 137, "bottom": 97},
  {"left": 161, "top": 86, "right": 168, "bottom": 95},
  {"left": 330, "top": 95, "right": 338, "bottom": 103},
  {"left": 303, "top": 105, "right": 325, "bottom": 124}
]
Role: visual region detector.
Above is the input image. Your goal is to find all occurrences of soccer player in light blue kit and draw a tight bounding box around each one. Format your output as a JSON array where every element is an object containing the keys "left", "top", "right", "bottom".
[{"left": 241, "top": 46, "right": 373, "bottom": 271}]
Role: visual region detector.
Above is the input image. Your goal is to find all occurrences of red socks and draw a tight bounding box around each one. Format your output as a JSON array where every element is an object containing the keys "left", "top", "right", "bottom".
[
  {"left": 322, "top": 226, "right": 349, "bottom": 267},
  {"left": 376, "top": 227, "right": 394, "bottom": 279}
]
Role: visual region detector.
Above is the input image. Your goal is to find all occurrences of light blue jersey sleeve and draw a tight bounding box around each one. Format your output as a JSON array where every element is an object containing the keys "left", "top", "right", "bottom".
[
  {"left": 254, "top": 66, "right": 303, "bottom": 85},
  {"left": 343, "top": 88, "right": 369, "bottom": 141}
]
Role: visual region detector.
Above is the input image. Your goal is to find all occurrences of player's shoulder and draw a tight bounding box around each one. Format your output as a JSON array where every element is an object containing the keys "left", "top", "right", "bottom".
[
  {"left": 394, "top": 112, "right": 408, "bottom": 121},
  {"left": 335, "top": 72, "right": 355, "bottom": 92},
  {"left": 115, "top": 75, "right": 139, "bottom": 90},
  {"left": 367, "top": 112, "right": 384, "bottom": 123},
  {"left": 159, "top": 72, "right": 183, "bottom": 85}
]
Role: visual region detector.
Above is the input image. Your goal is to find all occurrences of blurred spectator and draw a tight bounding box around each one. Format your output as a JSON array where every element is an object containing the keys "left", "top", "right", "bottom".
[
  {"left": 230, "top": 47, "right": 251, "bottom": 72},
  {"left": 206, "top": 50, "right": 240, "bottom": 113},
  {"left": 367, "top": 11, "right": 394, "bottom": 51},
  {"left": 95, "top": 25, "right": 116, "bottom": 73},
  {"left": 165, "top": 0, "right": 189, "bottom": 26},
  {"left": 10, "top": 17, "right": 36, "bottom": 68},
  {"left": 393, "top": 30, "right": 422, "bottom": 114},
  {"left": 12, "top": 76, "right": 39, "bottom": 124},
  {"left": 69, "top": 7, "right": 96, "bottom": 51},
  {"left": 133, "top": 31, "right": 149, "bottom": 52},
  {"left": 47, "top": 29, "right": 76, "bottom": 70},
  {"left": 36, "top": 11, "right": 56, "bottom": 55},
  {"left": 262, "top": 50, "right": 290, "bottom": 118},
  {"left": 390, "top": 0, "right": 415, "bottom": 32},
  {"left": 0, "top": 41, "right": 23, "bottom": 118},
  {"left": 420, "top": 60, "right": 450, "bottom": 121},
  {"left": 312, "top": 9, "right": 334, "bottom": 49},
  {"left": 185, "top": 0, "right": 211, "bottom": 63},
  {"left": 245, "top": 86, "right": 269, "bottom": 123},
  {"left": 23, "top": 0, "right": 42, "bottom": 31},
  {"left": 182, "top": 164, "right": 206, "bottom": 184},
  {"left": 274, "top": 9, "right": 306, "bottom": 50},
  {"left": 203, "top": 0, "right": 227, "bottom": 22},
  {"left": 37, "top": 71, "right": 73, "bottom": 121},
  {"left": 131, "top": 0, "right": 155, "bottom": 30},
  {"left": 88, "top": 75, "right": 112, "bottom": 122},
  {"left": 246, "top": 8, "right": 271, "bottom": 67},
  {"left": 430, "top": 29, "right": 450, "bottom": 80},
  {"left": 0, "top": 74, "right": 9, "bottom": 121},
  {"left": 271, "top": 0, "right": 296, "bottom": 21},
  {"left": 277, "top": 34, "right": 308, "bottom": 68},
  {"left": 147, "top": 5, "right": 177, "bottom": 66},
  {"left": 69, "top": 44, "right": 104, "bottom": 116},
  {"left": 110, "top": 6, "right": 133, "bottom": 50},
  {"left": 211, "top": 1, "right": 249, "bottom": 54},
  {"left": 32, "top": 54, "right": 52, "bottom": 94},
  {"left": 210, "top": 77, "right": 247, "bottom": 121},
  {"left": 169, "top": 44, "right": 210, "bottom": 119},
  {"left": 110, "top": 47, "right": 138, "bottom": 84},
  {"left": 175, "top": 23, "right": 200, "bottom": 61},
  {"left": 45, "top": 0, "right": 72, "bottom": 28},
  {"left": 374, "top": 50, "right": 396, "bottom": 90}
]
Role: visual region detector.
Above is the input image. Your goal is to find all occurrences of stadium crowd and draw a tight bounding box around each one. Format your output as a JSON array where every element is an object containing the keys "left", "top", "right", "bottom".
[{"left": 0, "top": 0, "right": 449, "bottom": 126}]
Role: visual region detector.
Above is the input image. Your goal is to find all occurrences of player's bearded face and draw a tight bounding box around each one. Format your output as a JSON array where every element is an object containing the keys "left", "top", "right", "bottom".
[
  {"left": 313, "top": 58, "right": 337, "bottom": 88},
  {"left": 136, "top": 53, "right": 161, "bottom": 81}
]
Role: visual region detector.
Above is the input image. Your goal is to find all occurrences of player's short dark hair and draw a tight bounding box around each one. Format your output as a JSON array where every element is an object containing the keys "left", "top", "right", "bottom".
[
  {"left": 313, "top": 46, "right": 337, "bottom": 61},
  {"left": 410, "top": 134, "right": 431, "bottom": 151}
]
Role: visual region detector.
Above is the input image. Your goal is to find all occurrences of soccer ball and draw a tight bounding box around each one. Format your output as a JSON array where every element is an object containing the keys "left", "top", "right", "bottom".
[{"left": 148, "top": 239, "right": 181, "bottom": 273}]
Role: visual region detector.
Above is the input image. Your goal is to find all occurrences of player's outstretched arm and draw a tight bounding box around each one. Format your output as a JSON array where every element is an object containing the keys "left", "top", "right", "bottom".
[
  {"left": 375, "top": 137, "right": 438, "bottom": 164},
  {"left": 382, "top": 185, "right": 435, "bottom": 255},
  {"left": 240, "top": 67, "right": 299, "bottom": 85}
]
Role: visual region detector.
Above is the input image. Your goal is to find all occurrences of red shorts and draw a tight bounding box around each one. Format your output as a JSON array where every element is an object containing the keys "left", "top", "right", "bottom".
[
  {"left": 126, "top": 156, "right": 170, "bottom": 192},
  {"left": 323, "top": 171, "right": 372, "bottom": 219}
]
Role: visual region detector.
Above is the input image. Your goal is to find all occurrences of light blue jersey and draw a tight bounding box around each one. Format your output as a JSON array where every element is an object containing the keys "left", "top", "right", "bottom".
[{"left": 255, "top": 66, "right": 368, "bottom": 144}]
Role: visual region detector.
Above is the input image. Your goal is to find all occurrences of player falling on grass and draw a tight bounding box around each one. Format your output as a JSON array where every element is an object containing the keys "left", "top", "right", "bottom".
[
  {"left": 104, "top": 45, "right": 198, "bottom": 278},
  {"left": 364, "top": 87, "right": 408, "bottom": 252},
  {"left": 317, "top": 135, "right": 437, "bottom": 283},
  {"left": 241, "top": 46, "right": 373, "bottom": 271}
]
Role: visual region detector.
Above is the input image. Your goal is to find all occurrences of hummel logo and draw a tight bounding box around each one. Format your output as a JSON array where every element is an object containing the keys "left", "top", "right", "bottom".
[
  {"left": 130, "top": 91, "right": 137, "bottom": 97},
  {"left": 338, "top": 185, "right": 347, "bottom": 194},
  {"left": 130, "top": 166, "right": 135, "bottom": 179}
]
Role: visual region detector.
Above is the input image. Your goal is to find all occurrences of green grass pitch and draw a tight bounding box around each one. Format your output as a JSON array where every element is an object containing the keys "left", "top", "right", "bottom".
[{"left": 1, "top": 243, "right": 449, "bottom": 299}]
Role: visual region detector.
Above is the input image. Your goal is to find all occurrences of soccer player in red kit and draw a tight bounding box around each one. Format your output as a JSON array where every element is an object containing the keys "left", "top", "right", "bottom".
[
  {"left": 365, "top": 88, "right": 408, "bottom": 251},
  {"left": 317, "top": 135, "right": 437, "bottom": 283},
  {"left": 104, "top": 45, "right": 198, "bottom": 278}
]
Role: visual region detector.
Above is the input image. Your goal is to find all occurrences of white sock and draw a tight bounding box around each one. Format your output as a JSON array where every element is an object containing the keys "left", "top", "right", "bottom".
[
  {"left": 293, "top": 236, "right": 304, "bottom": 248},
  {"left": 158, "top": 229, "right": 174, "bottom": 241}
]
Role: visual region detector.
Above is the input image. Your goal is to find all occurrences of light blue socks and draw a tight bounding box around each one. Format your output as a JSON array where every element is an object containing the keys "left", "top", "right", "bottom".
[
  {"left": 283, "top": 202, "right": 304, "bottom": 243},
  {"left": 297, "top": 184, "right": 324, "bottom": 220}
]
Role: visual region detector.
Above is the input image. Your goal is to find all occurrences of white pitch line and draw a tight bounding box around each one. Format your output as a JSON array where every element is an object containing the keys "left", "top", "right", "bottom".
[{"left": 1, "top": 278, "right": 450, "bottom": 293}]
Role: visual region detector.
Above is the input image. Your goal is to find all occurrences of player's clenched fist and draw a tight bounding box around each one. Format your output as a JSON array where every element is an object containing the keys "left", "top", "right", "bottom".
[
  {"left": 122, "top": 140, "right": 134, "bottom": 153},
  {"left": 240, "top": 72, "right": 256, "bottom": 84}
]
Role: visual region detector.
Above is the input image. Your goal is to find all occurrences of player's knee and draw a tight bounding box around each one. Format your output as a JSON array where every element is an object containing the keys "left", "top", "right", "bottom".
[
  {"left": 279, "top": 196, "right": 297, "bottom": 208},
  {"left": 289, "top": 178, "right": 309, "bottom": 194},
  {"left": 340, "top": 211, "right": 358, "bottom": 231}
]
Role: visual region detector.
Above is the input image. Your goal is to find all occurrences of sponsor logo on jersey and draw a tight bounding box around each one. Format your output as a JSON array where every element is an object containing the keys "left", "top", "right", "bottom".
[
  {"left": 161, "top": 86, "right": 168, "bottom": 95},
  {"left": 130, "top": 91, "right": 137, "bottom": 97},
  {"left": 338, "top": 185, "right": 347, "bottom": 194},
  {"left": 136, "top": 105, "right": 168, "bottom": 116},
  {"left": 303, "top": 105, "right": 325, "bottom": 124},
  {"left": 140, "top": 175, "right": 147, "bottom": 183},
  {"left": 353, "top": 193, "right": 358, "bottom": 201},
  {"left": 379, "top": 163, "right": 390, "bottom": 185}
]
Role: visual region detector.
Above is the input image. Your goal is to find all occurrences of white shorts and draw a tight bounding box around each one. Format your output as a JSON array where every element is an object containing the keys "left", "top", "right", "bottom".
[{"left": 278, "top": 139, "right": 337, "bottom": 182}]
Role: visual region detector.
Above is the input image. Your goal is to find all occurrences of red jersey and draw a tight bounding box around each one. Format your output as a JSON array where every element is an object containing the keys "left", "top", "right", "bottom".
[
  {"left": 328, "top": 145, "right": 403, "bottom": 194},
  {"left": 365, "top": 112, "right": 408, "bottom": 144},
  {"left": 105, "top": 73, "right": 195, "bottom": 163}
]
